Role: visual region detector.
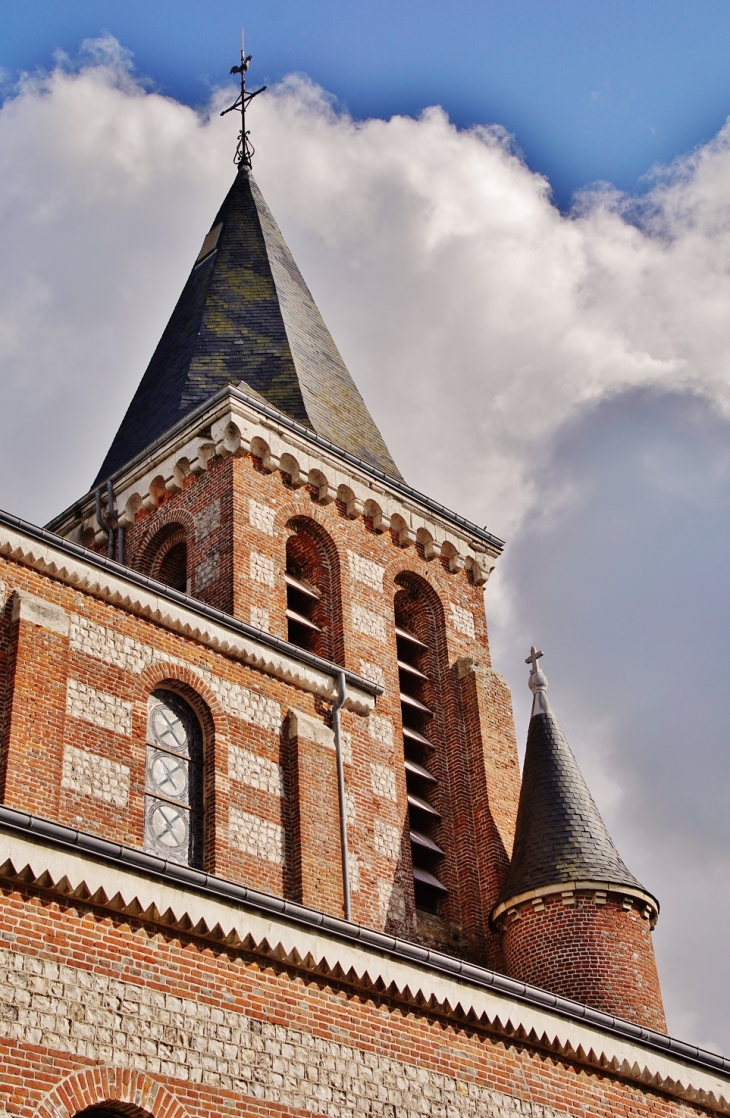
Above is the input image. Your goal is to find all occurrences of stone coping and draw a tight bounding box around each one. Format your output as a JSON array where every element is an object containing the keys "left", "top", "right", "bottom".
[
  {"left": 0, "top": 806, "right": 729, "bottom": 1113},
  {"left": 491, "top": 879, "right": 660, "bottom": 927},
  {"left": 0, "top": 510, "right": 379, "bottom": 715}
]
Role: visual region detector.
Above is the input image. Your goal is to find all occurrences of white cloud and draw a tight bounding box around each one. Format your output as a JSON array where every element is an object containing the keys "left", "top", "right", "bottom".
[{"left": 3, "top": 41, "right": 730, "bottom": 1052}]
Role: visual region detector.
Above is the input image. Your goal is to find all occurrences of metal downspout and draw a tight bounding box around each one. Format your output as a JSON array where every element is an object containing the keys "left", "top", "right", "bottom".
[
  {"left": 332, "top": 670, "right": 351, "bottom": 922},
  {"left": 95, "top": 481, "right": 124, "bottom": 563}
]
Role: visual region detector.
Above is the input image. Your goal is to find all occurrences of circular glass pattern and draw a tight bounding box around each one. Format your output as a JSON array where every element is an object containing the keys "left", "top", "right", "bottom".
[
  {"left": 148, "top": 750, "right": 189, "bottom": 802},
  {"left": 148, "top": 800, "right": 189, "bottom": 851},
  {"left": 150, "top": 700, "right": 189, "bottom": 754}
]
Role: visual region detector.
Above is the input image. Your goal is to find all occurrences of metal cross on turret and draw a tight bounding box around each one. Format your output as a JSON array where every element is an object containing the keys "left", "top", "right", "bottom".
[
  {"left": 525, "top": 646, "right": 543, "bottom": 674},
  {"left": 220, "top": 31, "right": 267, "bottom": 168}
]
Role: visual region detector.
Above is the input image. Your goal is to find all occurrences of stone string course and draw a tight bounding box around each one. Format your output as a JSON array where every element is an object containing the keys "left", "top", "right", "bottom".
[
  {"left": 61, "top": 744, "right": 130, "bottom": 806},
  {"left": 0, "top": 946, "right": 572, "bottom": 1117},
  {"left": 65, "top": 679, "right": 133, "bottom": 737},
  {"left": 351, "top": 603, "right": 387, "bottom": 644},
  {"left": 347, "top": 550, "right": 385, "bottom": 592},
  {"left": 229, "top": 807, "right": 284, "bottom": 864},
  {"left": 370, "top": 763, "right": 397, "bottom": 802},
  {"left": 228, "top": 746, "right": 284, "bottom": 797}
]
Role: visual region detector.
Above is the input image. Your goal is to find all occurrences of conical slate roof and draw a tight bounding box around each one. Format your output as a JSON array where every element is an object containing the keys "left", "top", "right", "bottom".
[
  {"left": 94, "top": 167, "right": 401, "bottom": 485},
  {"left": 498, "top": 659, "right": 650, "bottom": 906}
]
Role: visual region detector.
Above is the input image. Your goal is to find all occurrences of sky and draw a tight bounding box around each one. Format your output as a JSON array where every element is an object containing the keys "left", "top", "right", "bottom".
[{"left": 2, "top": 2, "right": 730, "bottom": 1056}]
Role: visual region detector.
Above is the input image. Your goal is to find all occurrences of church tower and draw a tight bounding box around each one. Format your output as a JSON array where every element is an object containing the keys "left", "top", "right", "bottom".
[{"left": 3, "top": 52, "right": 713, "bottom": 1118}]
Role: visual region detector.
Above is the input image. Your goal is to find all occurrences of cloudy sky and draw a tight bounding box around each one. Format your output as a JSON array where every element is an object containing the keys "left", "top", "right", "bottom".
[{"left": 3, "top": 5, "right": 730, "bottom": 1054}]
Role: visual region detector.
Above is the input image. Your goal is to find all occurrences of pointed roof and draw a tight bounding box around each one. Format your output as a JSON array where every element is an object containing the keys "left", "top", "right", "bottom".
[
  {"left": 496, "top": 655, "right": 655, "bottom": 909},
  {"left": 93, "top": 167, "right": 401, "bottom": 486}
]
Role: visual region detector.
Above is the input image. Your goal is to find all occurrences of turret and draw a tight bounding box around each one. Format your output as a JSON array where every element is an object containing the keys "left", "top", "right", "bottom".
[{"left": 491, "top": 649, "right": 666, "bottom": 1032}]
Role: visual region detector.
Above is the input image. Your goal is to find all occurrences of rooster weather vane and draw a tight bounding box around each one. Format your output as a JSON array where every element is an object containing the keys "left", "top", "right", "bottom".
[{"left": 220, "top": 31, "right": 266, "bottom": 168}]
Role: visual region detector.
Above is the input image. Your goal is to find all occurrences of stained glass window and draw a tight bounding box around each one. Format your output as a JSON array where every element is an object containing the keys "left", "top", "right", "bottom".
[{"left": 144, "top": 689, "right": 203, "bottom": 867}]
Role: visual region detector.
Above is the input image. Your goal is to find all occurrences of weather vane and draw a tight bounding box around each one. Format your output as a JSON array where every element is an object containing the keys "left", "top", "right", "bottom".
[{"left": 220, "top": 30, "right": 266, "bottom": 168}]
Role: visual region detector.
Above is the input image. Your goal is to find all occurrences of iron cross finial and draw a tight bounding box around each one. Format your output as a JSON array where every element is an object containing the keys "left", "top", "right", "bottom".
[
  {"left": 525, "top": 646, "right": 543, "bottom": 673},
  {"left": 220, "top": 29, "right": 267, "bottom": 168}
]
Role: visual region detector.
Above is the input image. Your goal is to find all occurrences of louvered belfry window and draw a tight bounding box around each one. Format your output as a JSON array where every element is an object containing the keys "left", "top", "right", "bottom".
[
  {"left": 284, "top": 520, "right": 341, "bottom": 663},
  {"left": 144, "top": 689, "right": 203, "bottom": 867},
  {"left": 395, "top": 579, "right": 448, "bottom": 913}
]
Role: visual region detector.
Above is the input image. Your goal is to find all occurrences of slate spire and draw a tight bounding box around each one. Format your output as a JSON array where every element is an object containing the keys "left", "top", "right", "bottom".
[
  {"left": 93, "top": 166, "right": 402, "bottom": 486},
  {"left": 497, "top": 650, "right": 654, "bottom": 905}
]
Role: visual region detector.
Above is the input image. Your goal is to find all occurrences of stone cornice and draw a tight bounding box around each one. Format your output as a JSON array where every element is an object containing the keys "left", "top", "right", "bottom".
[
  {"left": 491, "top": 880, "right": 660, "bottom": 929},
  {"left": 47, "top": 387, "right": 502, "bottom": 585},
  {"left": 0, "top": 511, "right": 378, "bottom": 714},
  {"left": 0, "top": 808, "right": 728, "bottom": 1113}
]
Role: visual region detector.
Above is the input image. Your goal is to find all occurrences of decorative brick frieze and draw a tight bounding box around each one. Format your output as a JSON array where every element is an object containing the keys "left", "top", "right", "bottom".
[
  {"left": 250, "top": 549, "right": 276, "bottom": 586},
  {"left": 374, "top": 818, "right": 402, "bottom": 860},
  {"left": 65, "top": 679, "right": 132, "bottom": 737},
  {"left": 61, "top": 744, "right": 130, "bottom": 806},
  {"left": 229, "top": 807, "right": 284, "bottom": 864},
  {"left": 352, "top": 603, "right": 387, "bottom": 643},
  {"left": 193, "top": 499, "right": 220, "bottom": 541},
  {"left": 370, "top": 762, "right": 397, "bottom": 802},
  {"left": 449, "top": 601, "right": 476, "bottom": 638},
  {"left": 368, "top": 713, "right": 394, "bottom": 750},
  {"left": 229, "top": 745, "right": 284, "bottom": 797},
  {"left": 347, "top": 550, "right": 385, "bottom": 591},
  {"left": 249, "top": 497, "right": 276, "bottom": 535}
]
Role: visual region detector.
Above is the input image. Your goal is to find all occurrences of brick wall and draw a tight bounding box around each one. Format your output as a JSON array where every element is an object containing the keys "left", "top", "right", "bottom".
[
  {"left": 499, "top": 890, "right": 667, "bottom": 1032},
  {"left": 0, "top": 887, "right": 704, "bottom": 1118}
]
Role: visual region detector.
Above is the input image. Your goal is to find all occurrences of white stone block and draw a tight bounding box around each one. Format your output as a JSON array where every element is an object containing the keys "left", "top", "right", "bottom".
[
  {"left": 347, "top": 551, "right": 385, "bottom": 592},
  {"left": 370, "top": 763, "right": 397, "bottom": 802},
  {"left": 61, "top": 745, "right": 130, "bottom": 806},
  {"left": 229, "top": 746, "right": 284, "bottom": 797},
  {"left": 368, "top": 714, "right": 394, "bottom": 750},
  {"left": 351, "top": 604, "right": 387, "bottom": 643},
  {"left": 66, "top": 679, "right": 133, "bottom": 737},
  {"left": 449, "top": 602, "right": 476, "bottom": 639},
  {"left": 229, "top": 807, "right": 284, "bottom": 864},
  {"left": 250, "top": 551, "right": 275, "bottom": 587},
  {"left": 194, "top": 500, "right": 221, "bottom": 542},
  {"left": 374, "top": 819, "right": 401, "bottom": 861},
  {"left": 359, "top": 660, "right": 385, "bottom": 690},
  {"left": 250, "top": 606, "right": 270, "bottom": 632},
  {"left": 249, "top": 498, "right": 276, "bottom": 535}
]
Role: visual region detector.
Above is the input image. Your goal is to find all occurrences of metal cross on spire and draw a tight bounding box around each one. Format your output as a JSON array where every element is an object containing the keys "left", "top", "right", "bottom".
[
  {"left": 525, "top": 646, "right": 544, "bottom": 673},
  {"left": 220, "top": 30, "right": 267, "bottom": 168}
]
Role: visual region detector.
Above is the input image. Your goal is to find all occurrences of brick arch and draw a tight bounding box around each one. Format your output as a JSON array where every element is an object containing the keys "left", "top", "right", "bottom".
[
  {"left": 135, "top": 507, "right": 197, "bottom": 582},
  {"left": 32, "top": 1068, "right": 189, "bottom": 1118},
  {"left": 383, "top": 549, "right": 448, "bottom": 604},
  {"left": 282, "top": 512, "right": 345, "bottom": 666},
  {"left": 136, "top": 663, "right": 228, "bottom": 874}
]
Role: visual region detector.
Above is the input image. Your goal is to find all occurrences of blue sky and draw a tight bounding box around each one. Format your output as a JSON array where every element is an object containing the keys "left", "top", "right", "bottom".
[{"left": 3, "top": 1, "right": 730, "bottom": 207}]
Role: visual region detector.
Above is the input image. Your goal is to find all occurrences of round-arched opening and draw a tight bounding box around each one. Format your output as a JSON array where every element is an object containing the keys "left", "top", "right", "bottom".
[
  {"left": 284, "top": 517, "right": 343, "bottom": 663},
  {"left": 157, "top": 540, "right": 187, "bottom": 591},
  {"left": 394, "top": 572, "right": 449, "bottom": 915},
  {"left": 143, "top": 523, "right": 189, "bottom": 593},
  {"left": 144, "top": 687, "right": 204, "bottom": 867}
]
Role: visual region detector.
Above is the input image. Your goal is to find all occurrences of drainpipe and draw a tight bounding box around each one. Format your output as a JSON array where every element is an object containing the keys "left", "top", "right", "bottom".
[
  {"left": 332, "top": 670, "right": 351, "bottom": 922},
  {"left": 94, "top": 480, "right": 124, "bottom": 563}
]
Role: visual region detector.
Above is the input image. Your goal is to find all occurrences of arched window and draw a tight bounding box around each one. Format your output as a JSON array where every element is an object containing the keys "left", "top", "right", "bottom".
[
  {"left": 284, "top": 518, "right": 342, "bottom": 663},
  {"left": 147, "top": 524, "right": 189, "bottom": 592},
  {"left": 394, "top": 574, "right": 449, "bottom": 913},
  {"left": 144, "top": 688, "right": 203, "bottom": 867}
]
